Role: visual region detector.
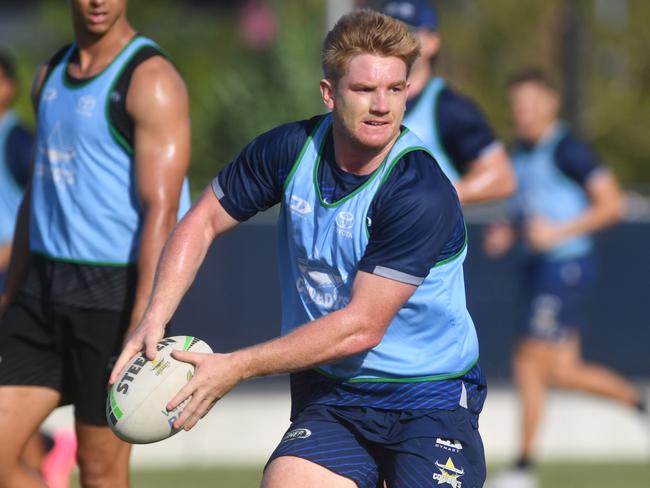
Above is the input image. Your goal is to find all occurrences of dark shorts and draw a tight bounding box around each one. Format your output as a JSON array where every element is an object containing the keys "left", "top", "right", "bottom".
[
  {"left": 522, "top": 255, "right": 595, "bottom": 341},
  {"left": 0, "top": 293, "right": 131, "bottom": 425},
  {"left": 267, "top": 404, "right": 486, "bottom": 488}
]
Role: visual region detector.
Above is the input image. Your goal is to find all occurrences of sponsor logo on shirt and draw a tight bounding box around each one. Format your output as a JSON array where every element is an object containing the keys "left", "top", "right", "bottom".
[
  {"left": 290, "top": 195, "right": 312, "bottom": 216},
  {"left": 42, "top": 88, "right": 57, "bottom": 102},
  {"left": 35, "top": 123, "right": 76, "bottom": 186},
  {"left": 335, "top": 211, "right": 354, "bottom": 239},
  {"left": 433, "top": 457, "right": 464, "bottom": 487},
  {"left": 75, "top": 95, "right": 97, "bottom": 117}
]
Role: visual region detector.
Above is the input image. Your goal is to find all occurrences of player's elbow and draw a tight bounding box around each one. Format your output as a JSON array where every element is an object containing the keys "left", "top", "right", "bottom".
[
  {"left": 610, "top": 192, "right": 626, "bottom": 222},
  {"left": 344, "top": 314, "right": 387, "bottom": 354},
  {"left": 500, "top": 169, "right": 517, "bottom": 198}
]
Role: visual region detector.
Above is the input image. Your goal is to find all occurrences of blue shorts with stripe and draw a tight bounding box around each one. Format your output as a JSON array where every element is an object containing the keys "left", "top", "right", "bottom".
[
  {"left": 522, "top": 255, "right": 595, "bottom": 341},
  {"left": 267, "top": 403, "right": 485, "bottom": 488}
]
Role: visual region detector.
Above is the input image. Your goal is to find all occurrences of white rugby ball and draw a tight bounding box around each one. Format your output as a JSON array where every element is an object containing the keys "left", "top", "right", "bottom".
[{"left": 107, "top": 335, "right": 212, "bottom": 444}]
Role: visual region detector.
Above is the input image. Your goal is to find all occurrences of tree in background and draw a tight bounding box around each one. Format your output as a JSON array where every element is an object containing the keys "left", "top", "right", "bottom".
[{"left": 2, "top": 0, "right": 649, "bottom": 192}]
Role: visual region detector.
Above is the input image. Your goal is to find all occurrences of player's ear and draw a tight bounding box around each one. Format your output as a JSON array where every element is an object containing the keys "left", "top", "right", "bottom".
[{"left": 320, "top": 78, "right": 335, "bottom": 111}]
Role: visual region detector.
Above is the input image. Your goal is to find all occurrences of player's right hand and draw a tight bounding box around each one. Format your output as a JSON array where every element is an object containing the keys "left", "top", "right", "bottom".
[{"left": 108, "top": 321, "right": 164, "bottom": 385}]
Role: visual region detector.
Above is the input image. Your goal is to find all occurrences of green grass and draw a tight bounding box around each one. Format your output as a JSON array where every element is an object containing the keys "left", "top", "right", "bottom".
[{"left": 69, "top": 462, "right": 650, "bottom": 487}]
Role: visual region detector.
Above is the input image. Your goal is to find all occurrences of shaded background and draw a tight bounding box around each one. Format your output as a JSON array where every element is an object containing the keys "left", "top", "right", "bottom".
[{"left": 2, "top": 0, "right": 650, "bottom": 194}]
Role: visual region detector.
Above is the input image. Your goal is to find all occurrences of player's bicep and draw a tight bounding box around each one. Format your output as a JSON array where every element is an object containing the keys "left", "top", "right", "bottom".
[
  {"left": 347, "top": 270, "right": 416, "bottom": 332},
  {"left": 128, "top": 58, "right": 190, "bottom": 209},
  {"left": 359, "top": 155, "right": 462, "bottom": 281}
]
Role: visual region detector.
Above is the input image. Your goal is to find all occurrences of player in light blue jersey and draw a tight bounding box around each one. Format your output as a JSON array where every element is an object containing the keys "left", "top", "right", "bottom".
[
  {"left": 113, "top": 10, "right": 487, "bottom": 488},
  {"left": 484, "top": 69, "right": 645, "bottom": 488},
  {"left": 0, "top": 50, "right": 32, "bottom": 295},
  {"left": 0, "top": 1, "right": 191, "bottom": 487},
  {"left": 380, "top": 0, "right": 515, "bottom": 204}
]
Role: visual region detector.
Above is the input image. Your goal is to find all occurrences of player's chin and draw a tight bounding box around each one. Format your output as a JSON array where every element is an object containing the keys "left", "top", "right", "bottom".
[{"left": 356, "top": 127, "right": 397, "bottom": 150}]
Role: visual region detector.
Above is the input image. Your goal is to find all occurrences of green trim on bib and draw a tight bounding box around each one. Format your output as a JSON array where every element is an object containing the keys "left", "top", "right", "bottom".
[
  {"left": 62, "top": 35, "right": 143, "bottom": 89},
  {"left": 315, "top": 357, "right": 479, "bottom": 383}
]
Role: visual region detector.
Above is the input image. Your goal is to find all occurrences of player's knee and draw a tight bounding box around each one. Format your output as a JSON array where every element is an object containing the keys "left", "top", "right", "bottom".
[
  {"left": 77, "top": 449, "right": 127, "bottom": 488},
  {"left": 0, "top": 448, "right": 21, "bottom": 482},
  {"left": 550, "top": 363, "right": 579, "bottom": 389}
]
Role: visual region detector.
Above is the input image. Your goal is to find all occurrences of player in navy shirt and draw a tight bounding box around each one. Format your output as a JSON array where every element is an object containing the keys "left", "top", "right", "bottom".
[
  {"left": 484, "top": 69, "right": 645, "bottom": 488},
  {"left": 381, "top": 0, "right": 515, "bottom": 204},
  {"left": 113, "top": 10, "right": 487, "bottom": 488}
]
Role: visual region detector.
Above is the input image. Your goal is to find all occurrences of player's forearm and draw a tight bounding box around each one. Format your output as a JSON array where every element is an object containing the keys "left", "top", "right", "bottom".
[
  {"left": 129, "top": 204, "right": 179, "bottom": 332},
  {"left": 455, "top": 147, "right": 516, "bottom": 204},
  {"left": 0, "top": 242, "right": 11, "bottom": 270},
  {"left": 140, "top": 211, "right": 215, "bottom": 331},
  {"left": 232, "top": 308, "right": 382, "bottom": 381},
  {"left": 556, "top": 201, "right": 623, "bottom": 242}
]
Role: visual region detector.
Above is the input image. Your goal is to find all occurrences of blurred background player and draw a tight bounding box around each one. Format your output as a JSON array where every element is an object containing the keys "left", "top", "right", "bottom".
[
  {"left": 0, "top": 46, "right": 77, "bottom": 488},
  {"left": 0, "top": 49, "right": 31, "bottom": 293},
  {"left": 380, "top": 0, "right": 515, "bottom": 204},
  {"left": 483, "top": 68, "right": 646, "bottom": 488},
  {"left": 0, "top": 0, "right": 191, "bottom": 487},
  {"left": 112, "top": 9, "right": 487, "bottom": 488}
]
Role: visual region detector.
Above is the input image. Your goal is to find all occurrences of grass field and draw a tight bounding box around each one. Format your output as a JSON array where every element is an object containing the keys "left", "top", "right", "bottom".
[{"left": 69, "top": 462, "right": 650, "bottom": 487}]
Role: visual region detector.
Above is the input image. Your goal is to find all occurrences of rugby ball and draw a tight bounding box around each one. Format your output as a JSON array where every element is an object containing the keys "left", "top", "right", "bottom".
[{"left": 106, "top": 335, "right": 212, "bottom": 444}]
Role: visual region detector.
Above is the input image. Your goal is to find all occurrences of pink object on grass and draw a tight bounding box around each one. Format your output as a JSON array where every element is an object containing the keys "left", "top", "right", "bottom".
[{"left": 42, "top": 429, "right": 77, "bottom": 488}]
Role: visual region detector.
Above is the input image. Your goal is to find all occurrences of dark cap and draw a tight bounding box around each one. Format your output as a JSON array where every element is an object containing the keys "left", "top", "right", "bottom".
[{"left": 381, "top": 0, "right": 438, "bottom": 31}]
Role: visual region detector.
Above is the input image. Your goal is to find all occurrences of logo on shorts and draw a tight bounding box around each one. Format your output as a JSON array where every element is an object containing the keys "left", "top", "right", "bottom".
[
  {"left": 433, "top": 457, "right": 464, "bottom": 487},
  {"left": 436, "top": 438, "right": 463, "bottom": 452},
  {"left": 531, "top": 293, "right": 561, "bottom": 337},
  {"left": 281, "top": 428, "right": 311, "bottom": 442}
]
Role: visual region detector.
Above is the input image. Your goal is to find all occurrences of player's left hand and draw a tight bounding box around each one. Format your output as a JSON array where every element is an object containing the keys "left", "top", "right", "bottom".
[
  {"left": 166, "top": 350, "right": 242, "bottom": 431},
  {"left": 525, "top": 217, "right": 566, "bottom": 251}
]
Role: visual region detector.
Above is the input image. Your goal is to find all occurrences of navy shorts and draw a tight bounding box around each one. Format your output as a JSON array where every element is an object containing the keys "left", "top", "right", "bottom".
[
  {"left": 522, "top": 255, "right": 595, "bottom": 341},
  {"left": 268, "top": 404, "right": 486, "bottom": 488}
]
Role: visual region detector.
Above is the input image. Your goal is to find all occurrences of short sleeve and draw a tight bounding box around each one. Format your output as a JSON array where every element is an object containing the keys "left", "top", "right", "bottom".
[
  {"left": 555, "top": 134, "right": 603, "bottom": 186},
  {"left": 437, "top": 88, "right": 498, "bottom": 174},
  {"left": 358, "top": 151, "right": 466, "bottom": 285},
  {"left": 5, "top": 124, "right": 34, "bottom": 188},
  {"left": 213, "top": 118, "right": 317, "bottom": 222}
]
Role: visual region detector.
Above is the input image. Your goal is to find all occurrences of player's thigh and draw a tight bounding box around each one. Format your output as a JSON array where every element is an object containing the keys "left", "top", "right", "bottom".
[
  {"left": 75, "top": 421, "right": 131, "bottom": 484},
  {"left": 62, "top": 305, "right": 130, "bottom": 426},
  {"left": 264, "top": 405, "right": 379, "bottom": 488},
  {"left": 263, "top": 456, "right": 358, "bottom": 488},
  {"left": 381, "top": 409, "right": 486, "bottom": 488},
  {"left": 0, "top": 386, "right": 60, "bottom": 466}
]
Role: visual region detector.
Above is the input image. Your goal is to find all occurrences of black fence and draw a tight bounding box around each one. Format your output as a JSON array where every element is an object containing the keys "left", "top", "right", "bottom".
[{"left": 170, "top": 222, "right": 650, "bottom": 382}]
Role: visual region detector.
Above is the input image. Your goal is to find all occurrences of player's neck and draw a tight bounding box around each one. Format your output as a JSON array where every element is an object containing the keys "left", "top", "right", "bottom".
[
  {"left": 332, "top": 127, "right": 399, "bottom": 176},
  {"left": 73, "top": 21, "right": 136, "bottom": 77}
]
